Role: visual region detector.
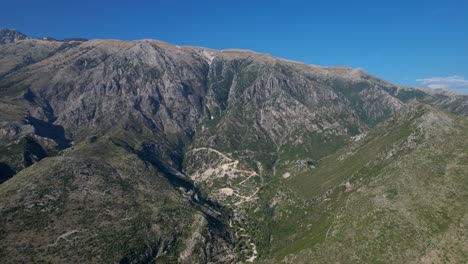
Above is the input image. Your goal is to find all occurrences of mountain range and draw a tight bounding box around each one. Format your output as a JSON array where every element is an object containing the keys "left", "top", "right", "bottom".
[{"left": 0, "top": 29, "right": 467, "bottom": 263}]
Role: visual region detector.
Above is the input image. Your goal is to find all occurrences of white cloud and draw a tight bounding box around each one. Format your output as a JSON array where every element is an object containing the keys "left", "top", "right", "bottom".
[{"left": 416, "top": 75, "right": 468, "bottom": 93}]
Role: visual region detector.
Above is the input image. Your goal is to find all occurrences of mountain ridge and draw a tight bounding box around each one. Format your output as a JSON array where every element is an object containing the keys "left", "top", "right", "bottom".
[
  {"left": 0, "top": 29, "right": 467, "bottom": 263},
  {"left": 0, "top": 29, "right": 443, "bottom": 89}
]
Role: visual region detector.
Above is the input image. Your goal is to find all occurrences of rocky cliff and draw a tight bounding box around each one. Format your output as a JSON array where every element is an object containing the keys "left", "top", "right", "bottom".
[{"left": 0, "top": 29, "right": 467, "bottom": 263}]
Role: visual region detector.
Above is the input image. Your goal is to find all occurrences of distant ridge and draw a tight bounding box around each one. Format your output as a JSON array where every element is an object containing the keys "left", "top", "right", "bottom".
[{"left": 0, "top": 29, "right": 27, "bottom": 44}]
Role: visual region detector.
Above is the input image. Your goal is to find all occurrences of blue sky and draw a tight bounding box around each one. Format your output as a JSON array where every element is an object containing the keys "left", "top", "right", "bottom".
[{"left": 1, "top": 0, "right": 467, "bottom": 93}]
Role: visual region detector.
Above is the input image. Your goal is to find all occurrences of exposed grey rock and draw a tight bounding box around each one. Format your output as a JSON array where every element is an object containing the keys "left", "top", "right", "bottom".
[
  {"left": 0, "top": 29, "right": 27, "bottom": 45},
  {"left": 1, "top": 30, "right": 467, "bottom": 263}
]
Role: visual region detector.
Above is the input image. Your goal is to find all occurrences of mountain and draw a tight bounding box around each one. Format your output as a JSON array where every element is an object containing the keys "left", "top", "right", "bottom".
[
  {"left": 258, "top": 103, "right": 468, "bottom": 263},
  {"left": 0, "top": 29, "right": 467, "bottom": 263},
  {"left": 0, "top": 29, "right": 27, "bottom": 45}
]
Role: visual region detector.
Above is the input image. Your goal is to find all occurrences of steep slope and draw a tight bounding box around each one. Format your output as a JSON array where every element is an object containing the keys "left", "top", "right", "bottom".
[
  {"left": 0, "top": 30, "right": 467, "bottom": 263},
  {"left": 0, "top": 138, "right": 235, "bottom": 263},
  {"left": 0, "top": 29, "right": 27, "bottom": 45},
  {"left": 0, "top": 35, "right": 409, "bottom": 195},
  {"left": 0, "top": 29, "right": 79, "bottom": 76},
  {"left": 253, "top": 103, "right": 468, "bottom": 263}
]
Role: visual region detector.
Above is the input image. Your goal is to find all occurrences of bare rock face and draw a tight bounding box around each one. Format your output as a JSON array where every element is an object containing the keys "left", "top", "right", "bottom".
[
  {"left": 22, "top": 40, "right": 204, "bottom": 141},
  {"left": 0, "top": 29, "right": 27, "bottom": 45},
  {"left": 1, "top": 30, "right": 467, "bottom": 263},
  {"left": 1, "top": 34, "right": 465, "bottom": 161}
]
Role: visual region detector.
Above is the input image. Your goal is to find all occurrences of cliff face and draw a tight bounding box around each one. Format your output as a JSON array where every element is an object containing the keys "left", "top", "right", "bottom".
[
  {"left": 0, "top": 38, "right": 409, "bottom": 165},
  {"left": 0, "top": 29, "right": 27, "bottom": 45},
  {"left": 0, "top": 30, "right": 467, "bottom": 263}
]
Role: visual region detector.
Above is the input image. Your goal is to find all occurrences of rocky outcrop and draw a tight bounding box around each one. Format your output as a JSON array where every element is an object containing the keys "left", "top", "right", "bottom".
[
  {"left": 0, "top": 29, "right": 27, "bottom": 45},
  {"left": 1, "top": 30, "right": 467, "bottom": 263}
]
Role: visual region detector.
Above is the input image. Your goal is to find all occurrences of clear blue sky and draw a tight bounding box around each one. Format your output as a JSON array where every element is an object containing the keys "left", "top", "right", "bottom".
[{"left": 2, "top": 0, "right": 467, "bottom": 92}]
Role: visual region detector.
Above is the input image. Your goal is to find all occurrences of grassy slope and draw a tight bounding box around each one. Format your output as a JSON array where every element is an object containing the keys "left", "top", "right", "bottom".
[
  {"left": 252, "top": 103, "right": 468, "bottom": 263},
  {"left": 0, "top": 138, "right": 231, "bottom": 263}
]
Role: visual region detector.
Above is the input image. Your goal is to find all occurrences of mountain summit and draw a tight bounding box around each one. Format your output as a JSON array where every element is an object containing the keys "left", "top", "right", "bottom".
[
  {"left": 0, "top": 30, "right": 467, "bottom": 263},
  {"left": 0, "top": 29, "right": 27, "bottom": 44}
]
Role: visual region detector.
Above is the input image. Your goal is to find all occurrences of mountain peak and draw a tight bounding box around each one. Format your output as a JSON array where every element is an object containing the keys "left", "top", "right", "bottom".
[
  {"left": 0, "top": 29, "right": 27, "bottom": 44},
  {"left": 0, "top": 29, "right": 467, "bottom": 263}
]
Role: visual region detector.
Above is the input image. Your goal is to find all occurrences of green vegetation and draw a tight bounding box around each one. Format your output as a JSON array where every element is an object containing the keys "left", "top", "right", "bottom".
[
  {"left": 0, "top": 136, "right": 50, "bottom": 174},
  {"left": 242, "top": 104, "right": 468, "bottom": 263},
  {"left": 1, "top": 35, "right": 467, "bottom": 263},
  {"left": 0, "top": 138, "right": 233, "bottom": 263}
]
